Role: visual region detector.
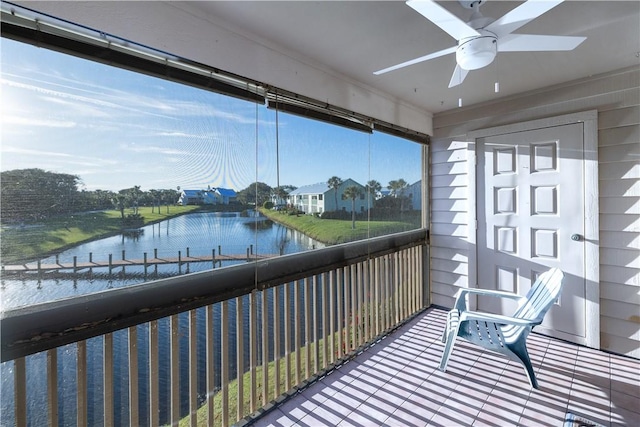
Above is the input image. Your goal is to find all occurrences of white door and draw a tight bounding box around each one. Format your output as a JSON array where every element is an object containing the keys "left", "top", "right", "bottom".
[{"left": 476, "top": 123, "right": 588, "bottom": 344}]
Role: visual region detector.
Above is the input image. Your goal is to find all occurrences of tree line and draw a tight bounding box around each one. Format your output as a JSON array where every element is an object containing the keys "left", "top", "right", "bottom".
[
  {"left": 0, "top": 168, "right": 415, "bottom": 224},
  {"left": 0, "top": 169, "right": 179, "bottom": 223},
  {"left": 233, "top": 177, "right": 413, "bottom": 210}
]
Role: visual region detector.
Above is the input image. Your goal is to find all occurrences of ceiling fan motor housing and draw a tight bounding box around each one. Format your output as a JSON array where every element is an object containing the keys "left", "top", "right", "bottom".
[
  {"left": 457, "top": 29, "right": 497, "bottom": 70},
  {"left": 458, "top": 0, "right": 485, "bottom": 10}
]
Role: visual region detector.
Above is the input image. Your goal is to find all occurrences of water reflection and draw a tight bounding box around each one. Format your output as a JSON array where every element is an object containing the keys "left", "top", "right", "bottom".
[{"left": 0, "top": 211, "right": 323, "bottom": 309}]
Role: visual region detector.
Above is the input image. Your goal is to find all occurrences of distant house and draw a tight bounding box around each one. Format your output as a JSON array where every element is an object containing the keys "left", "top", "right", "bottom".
[
  {"left": 290, "top": 178, "right": 372, "bottom": 214},
  {"left": 213, "top": 188, "right": 237, "bottom": 204},
  {"left": 376, "top": 189, "right": 391, "bottom": 200},
  {"left": 178, "top": 187, "right": 237, "bottom": 205},
  {"left": 288, "top": 183, "right": 327, "bottom": 214},
  {"left": 406, "top": 180, "right": 422, "bottom": 211},
  {"left": 178, "top": 190, "right": 203, "bottom": 205}
]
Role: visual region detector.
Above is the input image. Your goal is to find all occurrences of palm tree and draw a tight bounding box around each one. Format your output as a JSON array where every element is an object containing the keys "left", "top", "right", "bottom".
[
  {"left": 327, "top": 176, "right": 343, "bottom": 212},
  {"left": 343, "top": 185, "right": 363, "bottom": 229},
  {"left": 149, "top": 189, "right": 160, "bottom": 213},
  {"left": 272, "top": 186, "right": 290, "bottom": 207},
  {"left": 366, "top": 179, "right": 382, "bottom": 201},
  {"left": 387, "top": 179, "right": 409, "bottom": 212},
  {"left": 111, "top": 195, "right": 126, "bottom": 220}
]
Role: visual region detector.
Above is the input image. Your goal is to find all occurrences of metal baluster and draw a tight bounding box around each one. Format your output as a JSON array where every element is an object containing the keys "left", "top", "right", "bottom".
[
  {"left": 221, "top": 301, "right": 229, "bottom": 427},
  {"left": 170, "top": 315, "right": 180, "bottom": 425},
  {"left": 236, "top": 297, "right": 244, "bottom": 421},
  {"left": 312, "top": 276, "right": 319, "bottom": 373},
  {"left": 249, "top": 291, "right": 257, "bottom": 413},
  {"left": 104, "top": 333, "right": 114, "bottom": 427},
  {"left": 374, "top": 257, "right": 381, "bottom": 337},
  {"left": 284, "top": 282, "right": 291, "bottom": 390},
  {"left": 336, "top": 269, "right": 344, "bottom": 360},
  {"left": 329, "top": 271, "right": 336, "bottom": 365},
  {"left": 47, "top": 349, "right": 58, "bottom": 427},
  {"left": 149, "top": 321, "right": 159, "bottom": 427},
  {"left": 294, "top": 280, "right": 302, "bottom": 386},
  {"left": 128, "top": 327, "right": 139, "bottom": 427},
  {"left": 273, "top": 286, "right": 281, "bottom": 398},
  {"left": 189, "top": 310, "right": 198, "bottom": 427},
  {"left": 321, "top": 272, "right": 329, "bottom": 369},
  {"left": 363, "top": 261, "right": 370, "bottom": 343},
  {"left": 206, "top": 304, "right": 215, "bottom": 426},
  {"left": 350, "top": 265, "right": 357, "bottom": 350},
  {"left": 261, "top": 290, "right": 269, "bottom": 405},
  {"left": 304, "top": 278, "right": 311, "bottom": 378},
  {"left": 357, "top": 262, "right": 364, "bottom": 347},
  {"left": 14, "top": 357, "right": 26, "bottom": 427},
  {"left": 77, "top": 341, "right": 87, "bottom": 426},
  {"left": 343, "top": 266, "right": 351, "bottom": 353}
]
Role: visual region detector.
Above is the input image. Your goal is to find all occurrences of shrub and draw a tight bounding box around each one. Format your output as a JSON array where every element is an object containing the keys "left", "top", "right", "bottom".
[
  {"left": 263, "top": 201, "right": 274, "bottom": 210},
  {"left": 122, "top": 213, "right": 144, "bottom": 228}
]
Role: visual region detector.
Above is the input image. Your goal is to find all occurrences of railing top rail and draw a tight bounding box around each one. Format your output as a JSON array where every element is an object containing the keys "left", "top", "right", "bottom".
[{"left": 1, "top": 229, "right": 427, "bottom": 362}]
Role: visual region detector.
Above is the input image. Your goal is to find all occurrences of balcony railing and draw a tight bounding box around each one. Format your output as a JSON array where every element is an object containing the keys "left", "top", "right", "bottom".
[{"left": 1, "top": 229, "right": 428, "bottom": 427}]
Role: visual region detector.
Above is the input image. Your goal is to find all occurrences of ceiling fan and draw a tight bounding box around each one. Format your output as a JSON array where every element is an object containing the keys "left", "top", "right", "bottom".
[{"left": 374, "top": 0, "right": 586, "bottom": 88}]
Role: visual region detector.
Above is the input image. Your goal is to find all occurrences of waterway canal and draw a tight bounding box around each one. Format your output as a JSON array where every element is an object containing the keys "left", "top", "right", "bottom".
[{"left": 0, "top": 211, "right": 324, "bottom": 426}]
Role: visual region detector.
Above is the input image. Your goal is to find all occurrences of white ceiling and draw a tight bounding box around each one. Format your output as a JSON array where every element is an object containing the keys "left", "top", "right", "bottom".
[{"left": 185, "top": 0, "right": 640, "bottom": 114}]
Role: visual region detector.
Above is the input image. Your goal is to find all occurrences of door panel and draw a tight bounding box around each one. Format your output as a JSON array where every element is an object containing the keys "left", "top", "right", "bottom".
[{"left": 477, "top": 123, "right": 587, "bottom": 343}]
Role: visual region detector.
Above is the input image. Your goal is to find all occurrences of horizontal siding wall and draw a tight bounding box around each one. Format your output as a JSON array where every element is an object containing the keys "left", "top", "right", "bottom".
[
  {"left": 429, "top": 139, "right": 470, "bottom": 308},
  {"left": 431, "top": 67, "right": 640, "bottom": 358}
]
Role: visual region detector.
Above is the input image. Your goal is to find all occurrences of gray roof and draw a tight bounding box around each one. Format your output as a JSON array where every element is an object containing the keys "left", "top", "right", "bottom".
[
  {"left": 215, "top": 188, "right": 237, "bottom": 197},
  {"left": 289, "top": 182, "right": 330, "bottom": 195}
]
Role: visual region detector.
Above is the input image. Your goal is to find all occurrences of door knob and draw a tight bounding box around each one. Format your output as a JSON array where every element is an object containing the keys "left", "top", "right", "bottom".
[{"left": 571, "top": 234, "right": 582, "bottom": 241}]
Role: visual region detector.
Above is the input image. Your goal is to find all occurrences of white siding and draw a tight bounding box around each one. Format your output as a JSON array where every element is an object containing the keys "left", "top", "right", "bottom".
[
  {"left": 429, "top": 139, "right": 470, "bottom": 308},
  {"left": 431, "top": 67, "right": 640, "bottom": 358}
]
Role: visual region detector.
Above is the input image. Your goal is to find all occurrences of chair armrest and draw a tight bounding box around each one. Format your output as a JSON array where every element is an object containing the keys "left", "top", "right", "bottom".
[
  {"left": 460, "top": 311, "right": 537, "bottom": 327},
  {"left": 456, "top": 288, "right": 524, "bottom": 299},
  {"left": 454, "top": 288, "right": 524, "bottom": 312}
]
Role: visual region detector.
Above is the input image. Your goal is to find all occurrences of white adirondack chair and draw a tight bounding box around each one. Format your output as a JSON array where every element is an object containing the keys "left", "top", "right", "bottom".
[{"left": 439, "top": 268, "right": 565, "bottom": 389}]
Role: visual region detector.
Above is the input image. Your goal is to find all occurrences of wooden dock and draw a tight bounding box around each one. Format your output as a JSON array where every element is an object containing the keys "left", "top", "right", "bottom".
[{"left": 2, "top": 249, "right": 278, "bottom": 274}]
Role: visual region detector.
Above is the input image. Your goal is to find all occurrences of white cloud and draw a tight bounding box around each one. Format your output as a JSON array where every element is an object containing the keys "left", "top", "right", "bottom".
[
  {"left": 119, "top": 144, "right": 191, "bottom": 156},
  {"left": 2, "top": 115, "right": 77, "bottom": 128},
  {"left": 1, "top": 146, "right": 119, "bottom": 167},
  {"left": 155, "top": 131, "right": 211, "bottom": 139}
]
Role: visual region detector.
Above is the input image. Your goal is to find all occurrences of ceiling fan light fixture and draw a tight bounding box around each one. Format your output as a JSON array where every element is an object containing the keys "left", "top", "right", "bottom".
[{"left": 456, "top": 32, "right": 497, "bottom": 70}]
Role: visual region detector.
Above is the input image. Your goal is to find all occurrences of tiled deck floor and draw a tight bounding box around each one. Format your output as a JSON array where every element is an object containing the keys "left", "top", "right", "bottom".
[{"left": 254, "top": 308, "right": 639, "bottom": 427}]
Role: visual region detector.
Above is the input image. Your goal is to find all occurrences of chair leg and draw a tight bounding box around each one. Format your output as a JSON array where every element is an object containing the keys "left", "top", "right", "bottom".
[
  {"left": 438, "top": 329, "right": 457, "bottom": 371},
  {"left": 441, "top": 323, "right": 448, "bottom": 343},
  {"left": 439, "top": 310, "right": 460, "bottom": 372},
  {"left": 510, "top": 342, "right": 539, "bottom": 389}
]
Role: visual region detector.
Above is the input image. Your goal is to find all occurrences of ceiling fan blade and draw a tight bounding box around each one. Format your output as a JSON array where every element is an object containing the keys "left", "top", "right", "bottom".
[
  {"left": 448, "top": 64, "right": 469, "bottom": 88},
  {"left": 498, "top": 34, "right": 586, "bottom": 52},
  {"left": 373, "top": 45, "right": 456, "bottom": 75},
  {"left": 407, "top": 0, "right": 479, "bottom": 40},
  {"left": 486, "top": 0, "right": 565, "bottom": 38}
]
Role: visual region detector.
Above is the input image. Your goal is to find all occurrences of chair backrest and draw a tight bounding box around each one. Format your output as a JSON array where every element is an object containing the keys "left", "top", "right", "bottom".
[{"left": 512, "top": 268, "right": 565, "bottom": 325}]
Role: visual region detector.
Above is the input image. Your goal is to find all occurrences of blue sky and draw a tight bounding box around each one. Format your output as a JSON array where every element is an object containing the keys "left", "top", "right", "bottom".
[{"left": 1, "top": 38, "right": 422, "bottom": 192}]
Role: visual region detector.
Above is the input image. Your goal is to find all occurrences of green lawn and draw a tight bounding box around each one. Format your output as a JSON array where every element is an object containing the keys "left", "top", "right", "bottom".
[
  {"left": 0, "top": 206, "right": 199, "bottom": 264},
  {"left": 179, "top": 332, "right": 345, "bottom": 427},
  {"left": 258, "top": 208, "right": 421, "bottom": 245}
]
